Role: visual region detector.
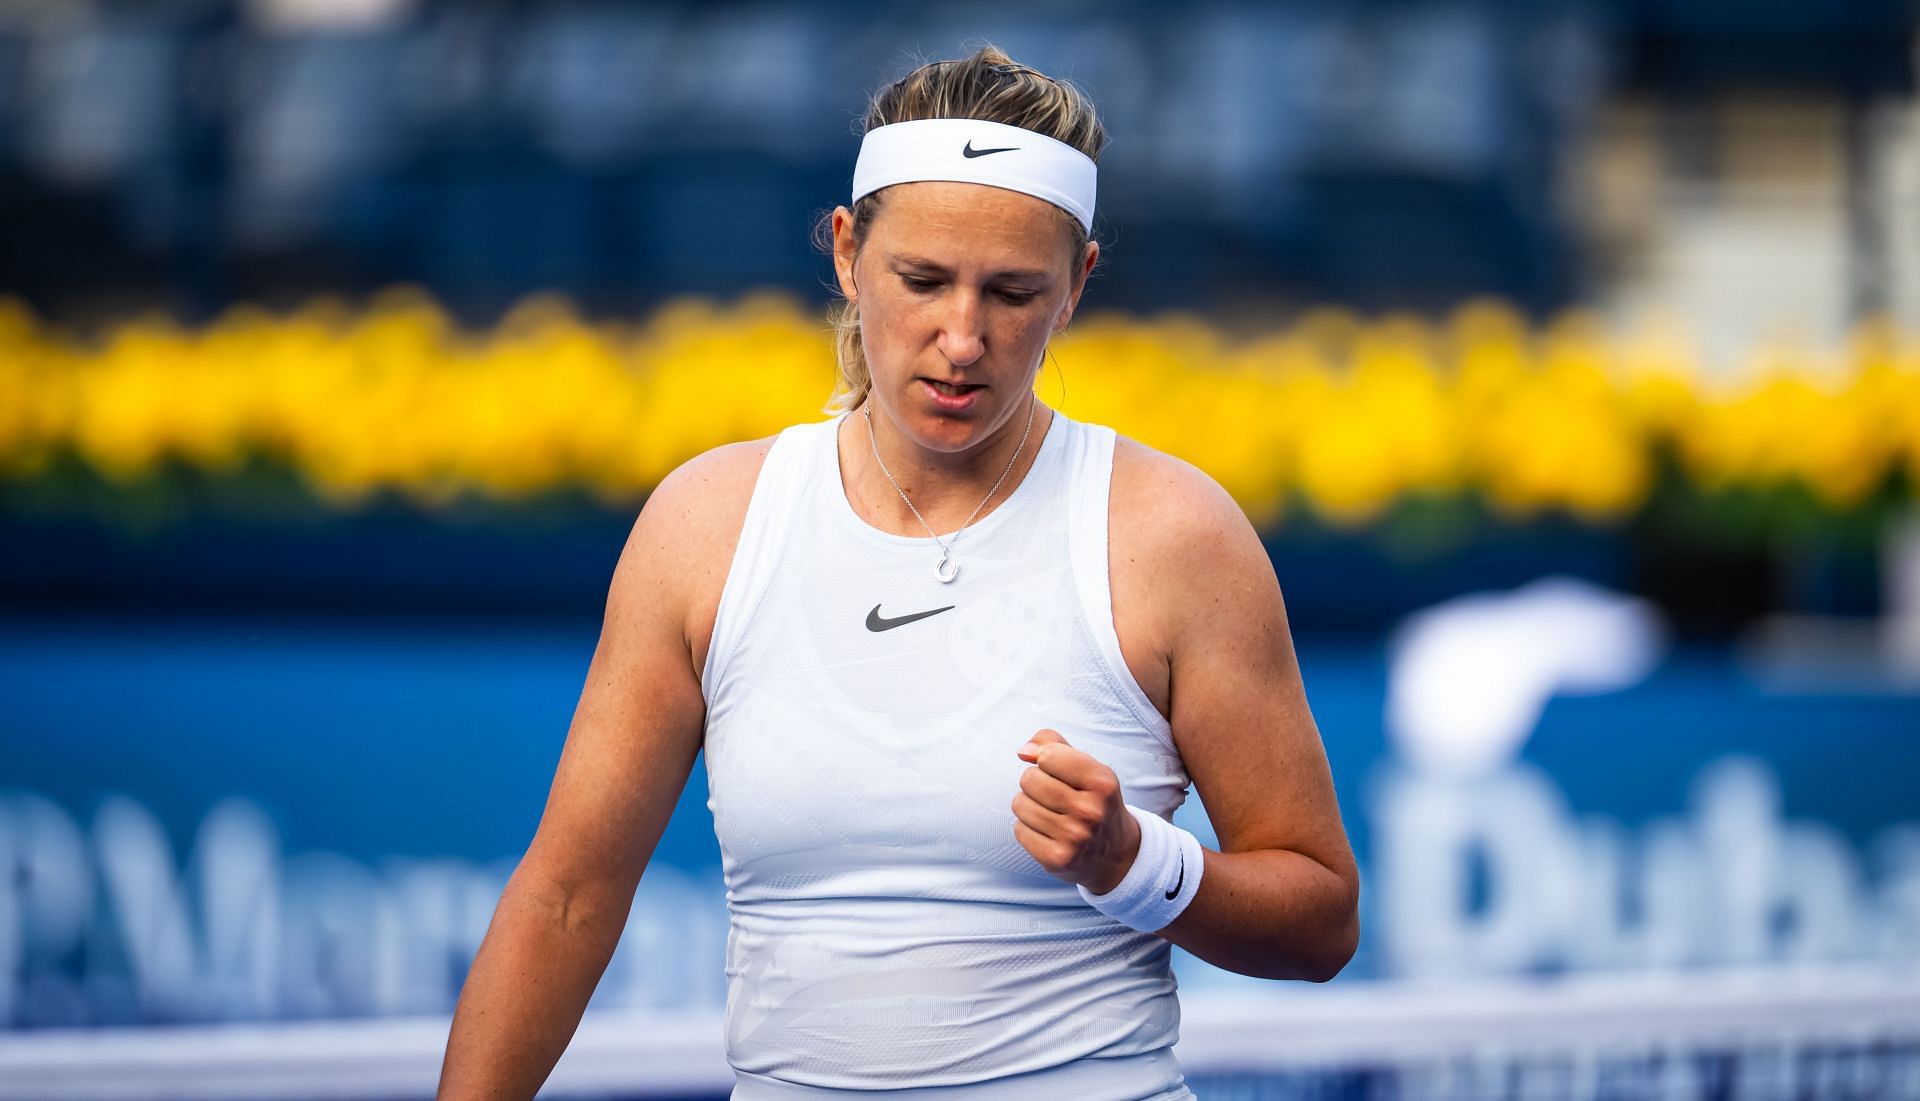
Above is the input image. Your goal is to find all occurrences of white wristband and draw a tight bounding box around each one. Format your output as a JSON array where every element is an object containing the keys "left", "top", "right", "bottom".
[{"left": 1077, "top": 804, "right": 1205, "bottom": 933}]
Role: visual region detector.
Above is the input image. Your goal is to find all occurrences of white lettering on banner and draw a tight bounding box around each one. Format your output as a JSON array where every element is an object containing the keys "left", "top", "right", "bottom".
[
  {"left": 0, "top": 791, "right": 729, "bottom": 1027},
  {"left": 0, "top": 792, "right": 92, "bottom": 1027},
  {"left": 94, "top": 796, "right": 280, "bottom": 1020},
  {"left": 1375, "top": 756, "right": 1920, "bottom": 976},
  {"left": 1375, "top": 576, "right": 1920, "bottom": 978}
]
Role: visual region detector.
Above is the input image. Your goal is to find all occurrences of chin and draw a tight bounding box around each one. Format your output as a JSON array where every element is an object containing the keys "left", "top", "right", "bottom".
[{"left": 907, "top": 415, "right": 985, "bottom": 448}]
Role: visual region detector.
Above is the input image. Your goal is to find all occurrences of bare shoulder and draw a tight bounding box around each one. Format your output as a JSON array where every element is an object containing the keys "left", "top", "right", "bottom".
[
  {"left": 612, "top": 434, "right": 779, "bottom": 675},
  {"left": 1104, "top": 434, "right": 1282, "bottom": 719},
  {"left": 1108, "top": 434, "right": 1277, "bottom": 625},
  {"left": 633, "top": 435, "right": 778, "bottom": 552}
]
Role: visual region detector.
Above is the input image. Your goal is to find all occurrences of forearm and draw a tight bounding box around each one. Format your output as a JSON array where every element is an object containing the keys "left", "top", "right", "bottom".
[
  {"left": 1156, "top": 847, "right": 1358, "bottom": 982},
  {"left": 437, "top": 868, "right": 629, "bottom": 1101}
]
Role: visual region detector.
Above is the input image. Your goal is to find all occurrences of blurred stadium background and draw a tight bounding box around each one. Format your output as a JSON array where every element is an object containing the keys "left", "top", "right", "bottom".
[{"left": 4, "top": 0, "right": 1920, "bottom": 1098}]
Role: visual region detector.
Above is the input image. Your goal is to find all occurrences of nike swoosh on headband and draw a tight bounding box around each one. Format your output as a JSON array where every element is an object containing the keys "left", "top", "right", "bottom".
[
  {"left": 962, "top": 140, "right": 1019, "bottom": 158},
  {"left": 866, "top": 603, "right": 956, "bottom": 632},
  {"left": 852, "top": 118, "right": 1096, "bottom": 232}
]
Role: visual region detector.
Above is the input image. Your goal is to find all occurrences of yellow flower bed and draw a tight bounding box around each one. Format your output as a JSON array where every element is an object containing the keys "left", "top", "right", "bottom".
[{"left": 2, "top": 288, "right": 1917, "bottom": 528}]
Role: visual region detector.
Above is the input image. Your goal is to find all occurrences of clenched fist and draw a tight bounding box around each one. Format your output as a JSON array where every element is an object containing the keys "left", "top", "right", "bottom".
[{"left": 1011, "top": 729, "right": 1142, "bottom": 894}]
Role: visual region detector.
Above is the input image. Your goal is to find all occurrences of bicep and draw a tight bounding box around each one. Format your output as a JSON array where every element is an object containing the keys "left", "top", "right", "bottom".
[
  {"left": 1164, "top": 499, "right": 1355, "bottom": 885},
  {"left": 517, "top": 486, "right": 710, "bottom": 917}
]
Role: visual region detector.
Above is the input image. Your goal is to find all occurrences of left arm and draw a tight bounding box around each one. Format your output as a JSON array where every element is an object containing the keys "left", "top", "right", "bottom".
[
  {"left": 1145, "top": 468, "right": 1359, "bottom": 981},
  {"left": 1011, "top": 453, "right": 1359, "bottom": 982}
]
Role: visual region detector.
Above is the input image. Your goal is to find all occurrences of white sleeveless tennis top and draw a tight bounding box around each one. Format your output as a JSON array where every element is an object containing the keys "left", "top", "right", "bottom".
[{"left": 700, "top": 407, "right": 1196, "bottom": 1100}]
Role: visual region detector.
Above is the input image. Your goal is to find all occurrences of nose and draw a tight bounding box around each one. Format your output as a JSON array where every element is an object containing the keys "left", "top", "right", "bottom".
[{"left": 935, "top": 289, "right": 986, "bottom": 367}]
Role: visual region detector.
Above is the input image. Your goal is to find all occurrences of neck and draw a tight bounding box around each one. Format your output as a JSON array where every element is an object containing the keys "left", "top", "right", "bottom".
[{"left": 842, "top": 394, "right": 1052, "bottom": 537}]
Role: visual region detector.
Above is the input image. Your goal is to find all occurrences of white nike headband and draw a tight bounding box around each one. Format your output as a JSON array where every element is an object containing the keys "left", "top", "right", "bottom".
[{"left": 851, "top": 118, "right": 1097, "bottom": 233}]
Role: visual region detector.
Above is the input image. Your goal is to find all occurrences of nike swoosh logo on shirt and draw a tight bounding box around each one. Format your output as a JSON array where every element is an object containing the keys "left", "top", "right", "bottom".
[
  {"left": 962, "top": 141, "right": 1018, "bottom": 158},
  {"left": 1165, "top": 852, "right": 1185, "bottom": 900},
  {"left": 866, "top": 604, "right": 956, "bottom": 632}
]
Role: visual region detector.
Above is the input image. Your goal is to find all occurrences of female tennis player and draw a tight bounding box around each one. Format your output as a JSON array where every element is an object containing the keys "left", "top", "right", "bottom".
[{"left": 438, "top": 46, "right": 1358, "bottom": 1101}]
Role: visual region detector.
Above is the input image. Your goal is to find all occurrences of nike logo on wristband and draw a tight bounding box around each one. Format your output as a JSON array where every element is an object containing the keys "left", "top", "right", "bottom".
[
  {"left": 962, "top": 141, "right": 1018, "bottom": 158},
  {"left": 1165, "top": 852, "right": 1184, "bottom": 900}
]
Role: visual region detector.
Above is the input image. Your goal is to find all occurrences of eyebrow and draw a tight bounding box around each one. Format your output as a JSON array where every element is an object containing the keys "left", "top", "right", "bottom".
[{"left": 889, "top": 254, "right": 1054, "bottom": 282}]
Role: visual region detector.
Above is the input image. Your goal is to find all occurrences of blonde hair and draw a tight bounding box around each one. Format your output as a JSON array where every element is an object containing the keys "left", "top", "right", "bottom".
[{"left": 819, "top": 45, "right": 1108, "bottom": 414}]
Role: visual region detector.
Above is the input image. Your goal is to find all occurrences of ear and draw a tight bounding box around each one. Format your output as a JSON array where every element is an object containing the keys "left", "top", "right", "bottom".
[
  {"left": 1054, "top": 239, "right": 1098, "bottom": 334},
  {"left": 831, "top": 205, "right": 859, "bottom": 300}
]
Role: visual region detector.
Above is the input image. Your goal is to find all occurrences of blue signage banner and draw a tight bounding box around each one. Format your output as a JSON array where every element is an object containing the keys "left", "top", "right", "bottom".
[{"left": 2, "top": 579, "right": 1916, "bottom": 1030}]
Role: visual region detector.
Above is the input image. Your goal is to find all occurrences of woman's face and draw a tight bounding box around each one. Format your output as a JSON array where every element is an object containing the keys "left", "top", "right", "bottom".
[{"left": 832, "top": 181, "right": 1097, "bottom": 454}]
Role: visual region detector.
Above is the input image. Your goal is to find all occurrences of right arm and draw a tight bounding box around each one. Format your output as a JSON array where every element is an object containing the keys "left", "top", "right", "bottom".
[{"left": 435, "top": 439, "right": 771, "bottom": 1101}]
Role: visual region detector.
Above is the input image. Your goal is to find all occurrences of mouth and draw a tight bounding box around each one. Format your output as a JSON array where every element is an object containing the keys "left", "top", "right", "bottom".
[
  {"left": 920, "top": 378, "right": 986, "bottom": 411},
  {"left": 922, "top": 379, "right": 986, "bottom": 397}
]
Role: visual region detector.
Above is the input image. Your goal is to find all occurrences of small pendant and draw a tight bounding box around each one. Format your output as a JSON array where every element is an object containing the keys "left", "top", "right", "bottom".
[{"left": 934, "top": 555, "right": 959, "bottom": 583}]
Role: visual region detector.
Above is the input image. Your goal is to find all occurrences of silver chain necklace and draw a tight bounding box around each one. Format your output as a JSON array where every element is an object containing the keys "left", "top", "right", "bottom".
[{"left": 861, "top": 391, "right": 1037, "bottom": 583}]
